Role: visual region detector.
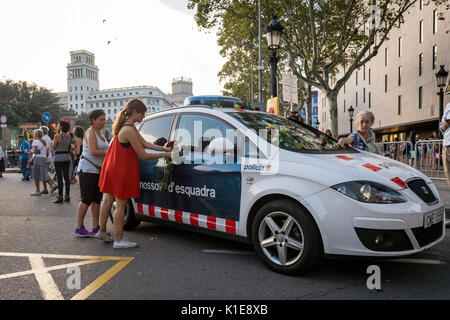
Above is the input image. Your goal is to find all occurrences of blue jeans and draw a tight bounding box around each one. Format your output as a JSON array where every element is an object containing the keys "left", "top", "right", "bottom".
[{"left": 20, "top": 158, "right": 30, "bottom": 180}]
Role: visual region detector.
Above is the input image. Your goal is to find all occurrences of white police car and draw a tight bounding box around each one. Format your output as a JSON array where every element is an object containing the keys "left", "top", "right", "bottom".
[{"left": 121, "top": 105, "right": 445, "bottom": 275}]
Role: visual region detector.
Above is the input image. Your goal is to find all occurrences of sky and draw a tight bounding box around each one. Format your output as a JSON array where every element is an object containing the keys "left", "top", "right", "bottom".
[{"left": 0, "top": 0, "right": 226, "bottom": 95}]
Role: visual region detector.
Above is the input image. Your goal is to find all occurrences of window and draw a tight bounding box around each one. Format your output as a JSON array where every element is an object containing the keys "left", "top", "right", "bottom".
[
  {"left": 433, "top": 45, "right": 438, "bottom": 69},
  {"left": 398, "top": 95, "right": 401, "bottom": 115},
  {"left": 385, "top": 74, "right": 388, "bottom": 92},
  {"left": 363, "top": 65, "right": 366, "bottom": 81},
  {"left": 175, "top": 114, "right": 236, "bottom": 153},
  {"left": 369, "top": 92, "right": 372, "bottom": 109},
  {"left": 398, "top": 37, "right": 402, "bottom": 57},
  {"left": 356, "top": 71, "right": 358, "bottom": 86},
  {"left": 363, "top": 88, "right": 366, "bottom": 103},
  {"left": 344, "top": 99, "right": 346, "bottom": 113},
  {"left": 420, "top": 0, "right": 423, "bottom": 10},
  {"left": 420, "top": 20, "right": 423, "bottom": 43},
  {"left": 398, "top": 66, "right": 402, "bottom": 86},
  {"left": 419, "top": 86, "right": 423, "bottom": 109},
  {"left": 140, "top": 115, "right": 175, "bottom": 146},
  {"left": 356, "top": 92, "right": 358, "bottom": 107},
  {"left": 433, "top": 9, "right": 437, "bottom": 34},
  {"left": 419, "top": 53, "right": 423, "bottom": 76},
  {"left": 368, "top": 68, "right": 371, "bottom": 85}
]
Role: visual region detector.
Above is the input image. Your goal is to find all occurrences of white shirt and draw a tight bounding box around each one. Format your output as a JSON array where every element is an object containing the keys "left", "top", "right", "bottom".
[
  {"left": 440, "top": 102, "right": 450, "bottom": 147},
  {"left": 0, "top": 145, "right": 3, "bottom": 160},
  {"left": 42, "top": 134, "right": 53, "bottom": 159},
  {"left": 32, "top": 140, "right": 49, "bottom": 158}
]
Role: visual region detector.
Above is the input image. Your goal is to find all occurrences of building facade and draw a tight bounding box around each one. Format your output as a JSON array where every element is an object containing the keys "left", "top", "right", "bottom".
[
  {"left": 172, "top": 77, "right": 193, "bottom": 106},
  {"left": 65, "top": 50, "right": 177, "bottom": 121},
  {"left": 299, "top": 89, "right": 319, "bottom": 128},
  {"left": 318, "top": 2, "right": 450, "bottom": 141}
]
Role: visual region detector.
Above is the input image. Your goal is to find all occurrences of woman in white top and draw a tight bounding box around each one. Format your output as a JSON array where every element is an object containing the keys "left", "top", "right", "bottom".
[
  {"left": 74, "top": 110, "right": 109, "bottom": 237},
  {"left": 30, "top": 129, "right": 50, "bottom": 196}
]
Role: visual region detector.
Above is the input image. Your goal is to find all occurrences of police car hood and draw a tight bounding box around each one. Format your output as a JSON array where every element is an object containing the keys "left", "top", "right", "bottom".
[{"left": 277, "top": 148, "right": 431, "bottom": 190}]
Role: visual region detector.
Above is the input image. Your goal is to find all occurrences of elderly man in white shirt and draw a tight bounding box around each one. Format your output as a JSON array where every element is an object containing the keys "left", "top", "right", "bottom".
[{"left": 439, "top": 86, "right": 450, "bottom": 228}]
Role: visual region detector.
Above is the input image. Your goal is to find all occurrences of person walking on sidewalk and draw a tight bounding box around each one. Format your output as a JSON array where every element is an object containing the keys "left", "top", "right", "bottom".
[
  {"left": 40, "top": 126, "right": 57, "bottom": 192},
  {"left": 30, "top": 129, "right": 50, "bottom": 196},
  {"left": 17, "top": 136, "right": 31, "bottom": 181},
  {"left": 94, "top": 99, "right": 172, "bottom": 249},
  {"left": 439, "top": 90, "right": 450, "bottom": 228},
  {"left": 74, "top": 110, "right": 108, "bottom": 237},
  {"left": 52, "top": 120, "right": 73, "bottom": 203},
  {"left": 0, "top": 144, "right": 5, "bottom": 178}
]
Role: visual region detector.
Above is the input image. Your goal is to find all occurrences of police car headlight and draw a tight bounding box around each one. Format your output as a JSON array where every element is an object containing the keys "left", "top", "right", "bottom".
[{"left": 331, "top": 181, "right": 407, "bottom": 204}]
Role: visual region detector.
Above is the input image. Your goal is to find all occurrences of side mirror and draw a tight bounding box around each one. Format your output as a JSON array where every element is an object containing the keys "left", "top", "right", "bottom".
[{"left": 204, "top": 137, "right": 235, "bottom": 154}]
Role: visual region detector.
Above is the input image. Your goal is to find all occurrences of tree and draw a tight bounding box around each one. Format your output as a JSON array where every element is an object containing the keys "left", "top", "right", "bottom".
[
  {"left": 74, "top": 112, "right": 91, "bottom": 130},
  {"left": 188, "top": 0, "right": 310, "bottom": 119},
  {"left": 0, "top": 79, "right": 61, "bottom": 127},
  {"left": 188, "top": 0, "right": 449, "bottom": 136}
]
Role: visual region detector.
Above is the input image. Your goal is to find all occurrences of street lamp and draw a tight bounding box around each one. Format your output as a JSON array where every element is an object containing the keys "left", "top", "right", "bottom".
[
  {"left": 436, "top": 65, "right": 449, "bottom": 131},
  {"left": 266, "top": 15, "right": 283, "bottom": 98},
  {"left": 348, "top": 105, "right": 355, "bottom": 133}
]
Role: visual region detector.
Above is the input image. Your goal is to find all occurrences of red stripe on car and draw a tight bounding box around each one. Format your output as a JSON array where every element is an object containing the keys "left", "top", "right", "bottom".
[
  {"left": 175, "top": 210, "right": 183, "bottom": 223},
  {"left": 391, "top": 177, "right": 408, "bottom": 189},
  {"left": 137, "top": 203, "right": 143, "bottom": 214},
  {"left": 190, "top": 213, "right": 199, "bottom": 226},
  {"left": 336, "top": 155, "right": 353, "bottom": 161},
  {"left": 226, "top": 220, "right": 236, "bottom": 234},
  {"left": 363, "top": 163, "right": 382, "bottom": 172},
  {"left": 160, "top": 208, "right": 169, "bottom": 220},
  {"left": 148, "top": 205, "right": 155, "bottom": 217},
  {"left": 207, "top": 216, "right": 216, "bottom": 230}
]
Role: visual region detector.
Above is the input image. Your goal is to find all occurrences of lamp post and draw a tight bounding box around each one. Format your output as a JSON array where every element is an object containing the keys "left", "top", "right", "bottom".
[
  {"left": 436, "top": 65, "right": 449, "bottom": 137},
  {"left": 266, "top": 15, "right": 283, "bottom": 98},
  {"left": 348, "top": 105, "right": 355, "bottom": 133}
]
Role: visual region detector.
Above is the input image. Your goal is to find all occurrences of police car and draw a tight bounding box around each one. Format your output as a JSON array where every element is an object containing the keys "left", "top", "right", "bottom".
[{"left": 121, "top": 105, "right": 445, "bottom": 275}]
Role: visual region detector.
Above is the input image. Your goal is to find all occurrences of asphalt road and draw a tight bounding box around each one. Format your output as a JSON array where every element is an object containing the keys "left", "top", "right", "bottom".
[{"left": 1, "top": 171, "right": 450, "bottom": 301}]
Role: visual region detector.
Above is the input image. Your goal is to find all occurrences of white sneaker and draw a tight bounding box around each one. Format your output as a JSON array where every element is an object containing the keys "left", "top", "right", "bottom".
[
  {"left": 113, "top": 239, "right": 138, "bottom": 249},
  {"left": 30, "top": 191, "right": 41, "bottom": 196},
  {"left": 94, "top": 231, "right": 114, "bottom": 243}
]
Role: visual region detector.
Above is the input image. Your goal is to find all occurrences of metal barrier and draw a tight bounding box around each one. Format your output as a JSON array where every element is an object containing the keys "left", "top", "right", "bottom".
[
  {"left": 414, "top": 140, "right": 446, "bottom": 180},
  {"left": 377, "top": 140, "right": 446, "bottom": 180}
]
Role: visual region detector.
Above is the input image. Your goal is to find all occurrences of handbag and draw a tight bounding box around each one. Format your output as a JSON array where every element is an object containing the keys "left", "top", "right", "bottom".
[{"left": 81, "top": 156, "right": 102, "bottom": 173}]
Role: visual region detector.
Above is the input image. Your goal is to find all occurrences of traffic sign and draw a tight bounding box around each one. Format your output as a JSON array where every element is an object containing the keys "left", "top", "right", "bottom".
[
  {"left": 0, "top": 114, "right": 7, "bottom": 124},
  {"left": 282, "top": 72, "right": 298, "bottom": 105},
  {"left": 42, "top": 112, "right": 51, "bottom": 123}
]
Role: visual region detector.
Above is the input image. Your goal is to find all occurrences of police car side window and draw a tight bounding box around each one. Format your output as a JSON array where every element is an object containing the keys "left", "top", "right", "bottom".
[
  {"left": 139, "top": 115, "right": 175, "bottom": 146},
  {"left": 176, "top": 114, "right": 236, "bottom": 152}
]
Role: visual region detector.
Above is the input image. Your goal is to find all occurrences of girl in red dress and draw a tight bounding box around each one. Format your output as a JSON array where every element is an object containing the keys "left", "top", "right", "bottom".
[{"left": 95, "top": 99, "right": 172, "bottom": 249}]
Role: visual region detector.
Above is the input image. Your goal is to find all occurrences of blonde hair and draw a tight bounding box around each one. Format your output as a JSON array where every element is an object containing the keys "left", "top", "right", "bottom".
[
  {"left": 112, "top": 99, "right": 147, "bottom": 137},
  {"left": 355, "top": 110, "right": 375, "bottom": 124}
]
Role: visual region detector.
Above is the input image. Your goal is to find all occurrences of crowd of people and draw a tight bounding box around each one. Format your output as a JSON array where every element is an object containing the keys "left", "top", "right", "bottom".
[{"left": 1, "top": 99, "right": 171, "bottom": 250}]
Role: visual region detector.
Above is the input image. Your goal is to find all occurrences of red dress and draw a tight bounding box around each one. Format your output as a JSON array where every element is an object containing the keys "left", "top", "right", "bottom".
[{"left": 98, "top": 136, "right": 140, "bottom": 199}]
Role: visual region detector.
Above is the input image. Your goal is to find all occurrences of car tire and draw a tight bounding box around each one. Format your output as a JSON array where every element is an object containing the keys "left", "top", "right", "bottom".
[
  {"left": 251, "top": 199, "right": 323, "bottom": 275},
  {"left": 109, "top": 200, "right": 141, "bottom": 230}
]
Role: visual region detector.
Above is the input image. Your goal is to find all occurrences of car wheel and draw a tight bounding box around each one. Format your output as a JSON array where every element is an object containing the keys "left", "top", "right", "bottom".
[
  {"left": 109, "top": 200, "right": 141, "bottom": 230},
  {"left": 251, "top": 199, "right": 323, "bottom": 275}
]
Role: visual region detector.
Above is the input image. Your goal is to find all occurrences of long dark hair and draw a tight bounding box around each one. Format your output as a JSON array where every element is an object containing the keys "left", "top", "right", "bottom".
[
  {"left": 89, "top": 109, "right": 106, "bottom": 126},
  {"left": 112, "top": 99, "right": 147, "bottom": 137}
]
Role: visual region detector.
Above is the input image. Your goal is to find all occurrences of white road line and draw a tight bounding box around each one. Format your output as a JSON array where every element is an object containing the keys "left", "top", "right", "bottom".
[
  {"left": 28, "top": 255, "right": 64, "bottom": 300},
  {"left": 203, "top": 249, "right": 255, "bottom": 255}
]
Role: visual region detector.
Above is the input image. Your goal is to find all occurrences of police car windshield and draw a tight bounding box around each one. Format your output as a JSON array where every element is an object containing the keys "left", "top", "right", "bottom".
[{"left": 230, "top": 112, "right": 344, "bottom": 152}]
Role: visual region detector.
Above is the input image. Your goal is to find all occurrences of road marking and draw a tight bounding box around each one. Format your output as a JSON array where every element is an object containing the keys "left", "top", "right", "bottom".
[
  {"left": 0, "top": 252, "right": 134, "bottom": 300},
  {"left": 28, "top": 255, "right": 64, "bottom": 300},
  {"left": 203, "top": 249, "right": 255, "bottom": 255}
]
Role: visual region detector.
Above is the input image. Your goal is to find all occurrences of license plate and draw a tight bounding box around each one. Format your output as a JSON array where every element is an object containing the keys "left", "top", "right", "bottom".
[{"left": 424, "top": 208, "right": 444, "bottom": 229}]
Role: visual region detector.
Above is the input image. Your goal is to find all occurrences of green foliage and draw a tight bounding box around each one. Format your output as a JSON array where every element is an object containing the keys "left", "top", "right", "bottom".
[
  {"left": 74, "top": 112, "right": 91, "bottom": 130},
  {"left": 0, "top": 79, "right": 61, "bottom": 127}
]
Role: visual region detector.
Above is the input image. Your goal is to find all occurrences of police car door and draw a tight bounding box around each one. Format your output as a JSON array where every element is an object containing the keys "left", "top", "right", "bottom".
[
  {"left": 172, "top": 113, "right": 241, "bottom": 234},
  {"left": 136, "top": 114, "right": 176, "bottom": 211}
]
